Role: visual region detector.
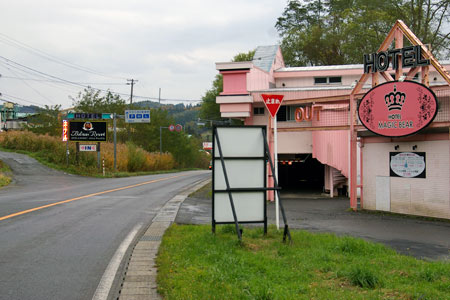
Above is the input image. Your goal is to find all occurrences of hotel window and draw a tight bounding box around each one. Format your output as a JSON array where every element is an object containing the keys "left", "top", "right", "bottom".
[
  {"left": 277, "top": 106, "right": 301, "bottom": 122},
  {"left": 314, "top": 76, "right": 342, "bottom": 84},
  {"left": 253, "top": 107, "right": 265, "bottom": 115}
]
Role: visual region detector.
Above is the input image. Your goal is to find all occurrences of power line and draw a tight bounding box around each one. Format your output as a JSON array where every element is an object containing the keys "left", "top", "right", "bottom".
[
  {"left": 0, "top": 32, "right": 127, "bottom": 81},
  {"left": 0, "top": 56, "right": 203, "bottom": 103}
]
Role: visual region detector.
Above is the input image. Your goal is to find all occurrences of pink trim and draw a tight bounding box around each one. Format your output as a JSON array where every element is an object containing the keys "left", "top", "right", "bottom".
[
  {"left": 219, "top": 103, "right": 251, "bottom": 113},
  {"left": 275, "top": 68, "right": 363, "bottom": 78},
  {"left": 363, "top": 133, "right": 449, "bottom": 143},
  {"left": 220, "top": 70, "right": 250, "bottom": 75}
]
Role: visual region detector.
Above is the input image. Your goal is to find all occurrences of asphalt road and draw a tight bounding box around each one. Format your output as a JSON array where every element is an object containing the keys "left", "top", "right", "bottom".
[{"left": 0, "top": 151, "right": 210, "bottom": 300}]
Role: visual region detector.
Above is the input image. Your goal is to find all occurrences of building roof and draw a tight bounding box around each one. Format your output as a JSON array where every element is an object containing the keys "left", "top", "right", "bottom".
[
  {"left": 252, "top": 45, "right": 279, "bottom": 73},
  {"left": 277, "top": 60, "right": 450, "bottom": 73}
]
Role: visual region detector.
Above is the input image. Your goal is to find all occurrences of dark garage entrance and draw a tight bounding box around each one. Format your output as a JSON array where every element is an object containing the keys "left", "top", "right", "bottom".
[{"left": 278, "top": 154, "right": 324, "bottom": 192}]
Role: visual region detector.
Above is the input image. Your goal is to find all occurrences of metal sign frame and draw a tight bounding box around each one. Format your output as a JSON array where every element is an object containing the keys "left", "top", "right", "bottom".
[{"left": 212, "top": 125, "right": 291, "bottom": 242}]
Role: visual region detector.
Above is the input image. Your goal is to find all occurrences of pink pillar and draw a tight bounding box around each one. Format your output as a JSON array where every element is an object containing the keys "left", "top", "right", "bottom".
[{"left": 350, "top": 94, "right": 358, "bottom": 210}]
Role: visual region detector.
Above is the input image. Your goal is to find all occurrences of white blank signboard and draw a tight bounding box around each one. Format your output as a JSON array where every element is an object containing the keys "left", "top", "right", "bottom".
[
  {"left": 213, "top": 126, "right": 266, "bottom": 224},
  {"left": 214, "top": 192, "right": 264, "bottom": 222},
  {"left": 214, "top": 127, "right": 264, "bottom": 157},
  {"left": 214, "top": 160, "right": 264, "bottom": 190}
]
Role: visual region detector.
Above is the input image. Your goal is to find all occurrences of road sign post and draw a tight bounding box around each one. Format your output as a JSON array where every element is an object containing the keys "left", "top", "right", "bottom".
[{"left": 261, "top": 94, "right": 284, "bottom": 230}]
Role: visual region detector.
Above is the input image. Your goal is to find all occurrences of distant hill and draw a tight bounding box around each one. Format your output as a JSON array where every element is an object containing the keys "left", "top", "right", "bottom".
[{"left": 133, "top": 101, "right": 201, "bottom": 126}]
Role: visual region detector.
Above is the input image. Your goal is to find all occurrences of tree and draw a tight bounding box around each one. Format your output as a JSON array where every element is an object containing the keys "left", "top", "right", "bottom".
[
  {"left": 25, "top": 105, "right": 62, "bottom": 136},
  {"left": 70, "top": 87, "right": 127, "bottom": 115},
  {"left": 275, "top": 0, "right": 449, "bottom": 66},
  {"left": 199, "top": 50, "right": 255, "bottom": 123}
]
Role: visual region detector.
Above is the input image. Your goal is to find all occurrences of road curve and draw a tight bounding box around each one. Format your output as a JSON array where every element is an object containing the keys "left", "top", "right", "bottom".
[{"left": 0, "top": 151, "right": 210, "bottom": 300}]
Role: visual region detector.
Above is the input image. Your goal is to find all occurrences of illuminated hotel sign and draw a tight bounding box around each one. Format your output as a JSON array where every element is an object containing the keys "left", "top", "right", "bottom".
[
  {"left": 364, "top": 45, "right": 430, "bottom": 73},
  {"left": 62, "top": 120, "right": 68, "bottom": 141},
  {"left": 358, "top": 81, "right": 437, "bottom": 137}
]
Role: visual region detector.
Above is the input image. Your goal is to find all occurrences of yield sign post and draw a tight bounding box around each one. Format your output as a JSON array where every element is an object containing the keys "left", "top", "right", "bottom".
[
  {"left": 261, "top": 94, "right": 284, "bottom": 230},
  {"left": 261, "top": 94, "right": 284, "bottom": 118}
]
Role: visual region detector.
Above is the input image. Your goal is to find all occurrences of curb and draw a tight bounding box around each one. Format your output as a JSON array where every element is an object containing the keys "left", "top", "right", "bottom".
[{"left": 117, "top": 178, "right": 211, "bottom": 300}]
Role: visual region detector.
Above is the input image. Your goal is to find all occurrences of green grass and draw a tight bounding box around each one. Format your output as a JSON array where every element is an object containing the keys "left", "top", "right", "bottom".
[
  {"left": 0, "top": 159, "right": 12, "bottom": 188},
  {"left": 157, "top": 225, "right": 450, "bottom": 300}
]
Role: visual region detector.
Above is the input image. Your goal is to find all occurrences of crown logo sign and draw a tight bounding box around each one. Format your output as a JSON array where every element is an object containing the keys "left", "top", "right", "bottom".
[{"left": 384, "top": 84, "right": 406, "bottom": 111}]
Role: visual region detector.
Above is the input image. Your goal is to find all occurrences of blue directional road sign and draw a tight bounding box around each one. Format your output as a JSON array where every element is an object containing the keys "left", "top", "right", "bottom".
[{"left": 125, "top": 110, "right": 150, "bottom": 123}]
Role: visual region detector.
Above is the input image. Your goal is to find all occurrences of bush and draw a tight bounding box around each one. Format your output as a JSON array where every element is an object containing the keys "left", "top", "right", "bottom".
[{"left": 0, "top": 131, "right": 176, "bottom": 174}]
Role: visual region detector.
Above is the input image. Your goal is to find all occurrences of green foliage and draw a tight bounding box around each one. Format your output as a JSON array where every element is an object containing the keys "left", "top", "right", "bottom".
[
  {"left": 347, "top": 264, "right": 382, "bottom": 289},
  {"left": 69, "top": 89, "right": 208, "bottom": 169},
  {"left": 0, "top": 159, "right": 11, "bottom": 188},
  {"left": 0, "top": 131, "right": 176, "bottom": 175},
  {"left": 157, "top": 225, "right": 450, "bottom": 299},
  {"left": 71, "top": 87, "right": 127, "bottom": 115},
  {"left": 24, "top": 105, "right": 62, "bottom": 136},
  {"left": 276, "top": 0, "right": 450, "bottom": 66}
]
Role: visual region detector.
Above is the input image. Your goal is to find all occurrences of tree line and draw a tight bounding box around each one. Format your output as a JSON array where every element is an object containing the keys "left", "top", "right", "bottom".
[{"left": 25, "top": 88, "right": 209, "bottom": 169}]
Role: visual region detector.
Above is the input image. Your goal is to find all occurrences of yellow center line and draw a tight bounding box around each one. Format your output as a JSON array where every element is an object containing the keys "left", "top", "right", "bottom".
[{"left": 0, "top": 173, "right": 187, "bottom": 222}]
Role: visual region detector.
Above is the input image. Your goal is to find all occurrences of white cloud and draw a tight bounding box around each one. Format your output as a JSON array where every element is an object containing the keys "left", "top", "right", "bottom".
[{"left": 0, "top": 0, "right": 286, "bottom": 108}]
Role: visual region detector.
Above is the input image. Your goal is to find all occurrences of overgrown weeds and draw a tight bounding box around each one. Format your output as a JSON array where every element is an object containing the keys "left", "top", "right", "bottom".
[{"left": 0, "top": 131, "right": 175, "bottom": 175}]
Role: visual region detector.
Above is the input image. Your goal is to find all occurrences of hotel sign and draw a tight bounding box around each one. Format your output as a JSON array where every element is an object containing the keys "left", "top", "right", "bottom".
[
  {"left": 69, "top": 121, "right": 107, "bottom": 142},
  {"left": 358, "top": 81, "right": 437, "bottom": 137},
  {"left": 363, "top": 45, "right": 430, "bottom": 73}
]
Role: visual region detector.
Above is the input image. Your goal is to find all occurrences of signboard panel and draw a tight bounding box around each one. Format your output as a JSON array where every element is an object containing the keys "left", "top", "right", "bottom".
[
  {"left": 390, "top": 152, "right": 426, "bottom": 178},
  {"left": 69, "top": 121, "right": 107, "bottom": 142},
  {"left": 358, "top": 81, "right": 437, "bottom": 137},
  {"left": 80, "top": 144, "right": 97, "bottom": 152},
  {"left": 125, "top": 110, "right": 150, "bottom": 123},
  {"left": 212, "top": 126, "right": 267, "bottom": 226},
  {"left": 213, "top": 127, "right": 264, "bottom": 158},
  {"left": 214, "top": 192, "right": 264, "bottom": 222},
  {"left": 202, "top": 142, "right": 212, "bottom": 150},
  {"left": 214, "top": 160, "right": 265, "bottom": 190},
  {"left": 62, "top": 120, "right": 68, "bottom": 141}
]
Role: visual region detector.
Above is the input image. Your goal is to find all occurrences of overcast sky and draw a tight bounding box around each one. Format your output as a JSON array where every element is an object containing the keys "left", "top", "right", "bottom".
[{"left": 0, "top": 0, "right": 287, "bottom": 109}]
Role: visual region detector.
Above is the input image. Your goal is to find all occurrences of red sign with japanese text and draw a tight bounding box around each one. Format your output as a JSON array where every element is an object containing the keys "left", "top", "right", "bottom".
[
  {"left": 358, "top": 81, "right": 437, "bottom": 137},
  {"left": 261, "top": 94, "right": 284, "bottom": 118}
]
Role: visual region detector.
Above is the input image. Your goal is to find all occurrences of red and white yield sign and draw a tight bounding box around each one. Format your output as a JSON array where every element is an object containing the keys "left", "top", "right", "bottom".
[{"left": 261, "top": 94, "right": 284, "bottom": 118}]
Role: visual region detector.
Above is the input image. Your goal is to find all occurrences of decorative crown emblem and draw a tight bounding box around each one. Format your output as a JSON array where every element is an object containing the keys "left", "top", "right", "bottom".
[{"left": 384, "top": 84, "right": 406, "bottom": 111}]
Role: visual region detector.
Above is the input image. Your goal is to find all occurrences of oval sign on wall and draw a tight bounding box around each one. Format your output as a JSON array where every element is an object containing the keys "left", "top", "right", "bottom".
[
  {"left": 390, "top": 152, "right": 426, "bottom": 178},
  {"left": 358, "top": 81, "right": 438, "bottom": 137}
]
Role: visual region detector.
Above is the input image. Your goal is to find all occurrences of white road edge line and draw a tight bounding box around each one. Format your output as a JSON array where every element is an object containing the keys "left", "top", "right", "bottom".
[{"left": 92, "top": 223, "right": 143, "bottom": 300}]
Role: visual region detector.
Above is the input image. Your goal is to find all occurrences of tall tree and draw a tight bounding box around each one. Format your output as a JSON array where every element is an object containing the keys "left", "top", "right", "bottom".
[{"left": 276, "top": 0, "right": 449, "bottom": 66}]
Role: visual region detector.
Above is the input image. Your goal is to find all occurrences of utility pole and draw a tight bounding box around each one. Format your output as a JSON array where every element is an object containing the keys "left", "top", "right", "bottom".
[
  {"left": 127, "top": 79, "right": 138, "bottom": 105},
  {"left": 158, "top": 88, "right": 161, "bottom": 106}
]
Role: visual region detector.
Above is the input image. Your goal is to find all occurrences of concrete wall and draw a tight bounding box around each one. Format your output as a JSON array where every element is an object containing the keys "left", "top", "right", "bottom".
[{"left": 362, "top": 140, "right": 450, "bottom": 219}]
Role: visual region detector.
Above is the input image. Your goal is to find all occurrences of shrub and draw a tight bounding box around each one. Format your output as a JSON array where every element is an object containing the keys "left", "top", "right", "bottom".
[{"left": 0, "top": 131, "right": 176, "bottom": 174}]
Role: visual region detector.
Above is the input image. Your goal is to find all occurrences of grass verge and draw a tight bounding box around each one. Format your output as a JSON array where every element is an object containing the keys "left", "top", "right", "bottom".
[
  {"left": 0, "top": 159, "right": 12, "bottom": 188},
  {"left": 0, "top": 147, "right": 200, "bottom": 177},
  {"left": 157, "top": 225, "right": 450, "bottom": 300}
]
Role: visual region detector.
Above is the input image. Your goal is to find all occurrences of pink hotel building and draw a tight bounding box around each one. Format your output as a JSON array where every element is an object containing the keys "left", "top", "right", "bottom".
[{"left": 215, "top": 27, "right": 450, "bottom": 219}]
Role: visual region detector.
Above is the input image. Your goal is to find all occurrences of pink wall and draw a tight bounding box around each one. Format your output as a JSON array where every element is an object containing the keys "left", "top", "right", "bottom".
[
  {"left": 221, "top": 71, "right": 249, "bottom": 95},
  {"left": 247, "top": 67, "right": 272, "bottom": 91},
  {"left": 220, "top": 103, "right": 252, "bottom": 113},
  {"left": 312, "top": 130, "right": 349, "bottom": 178}
]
